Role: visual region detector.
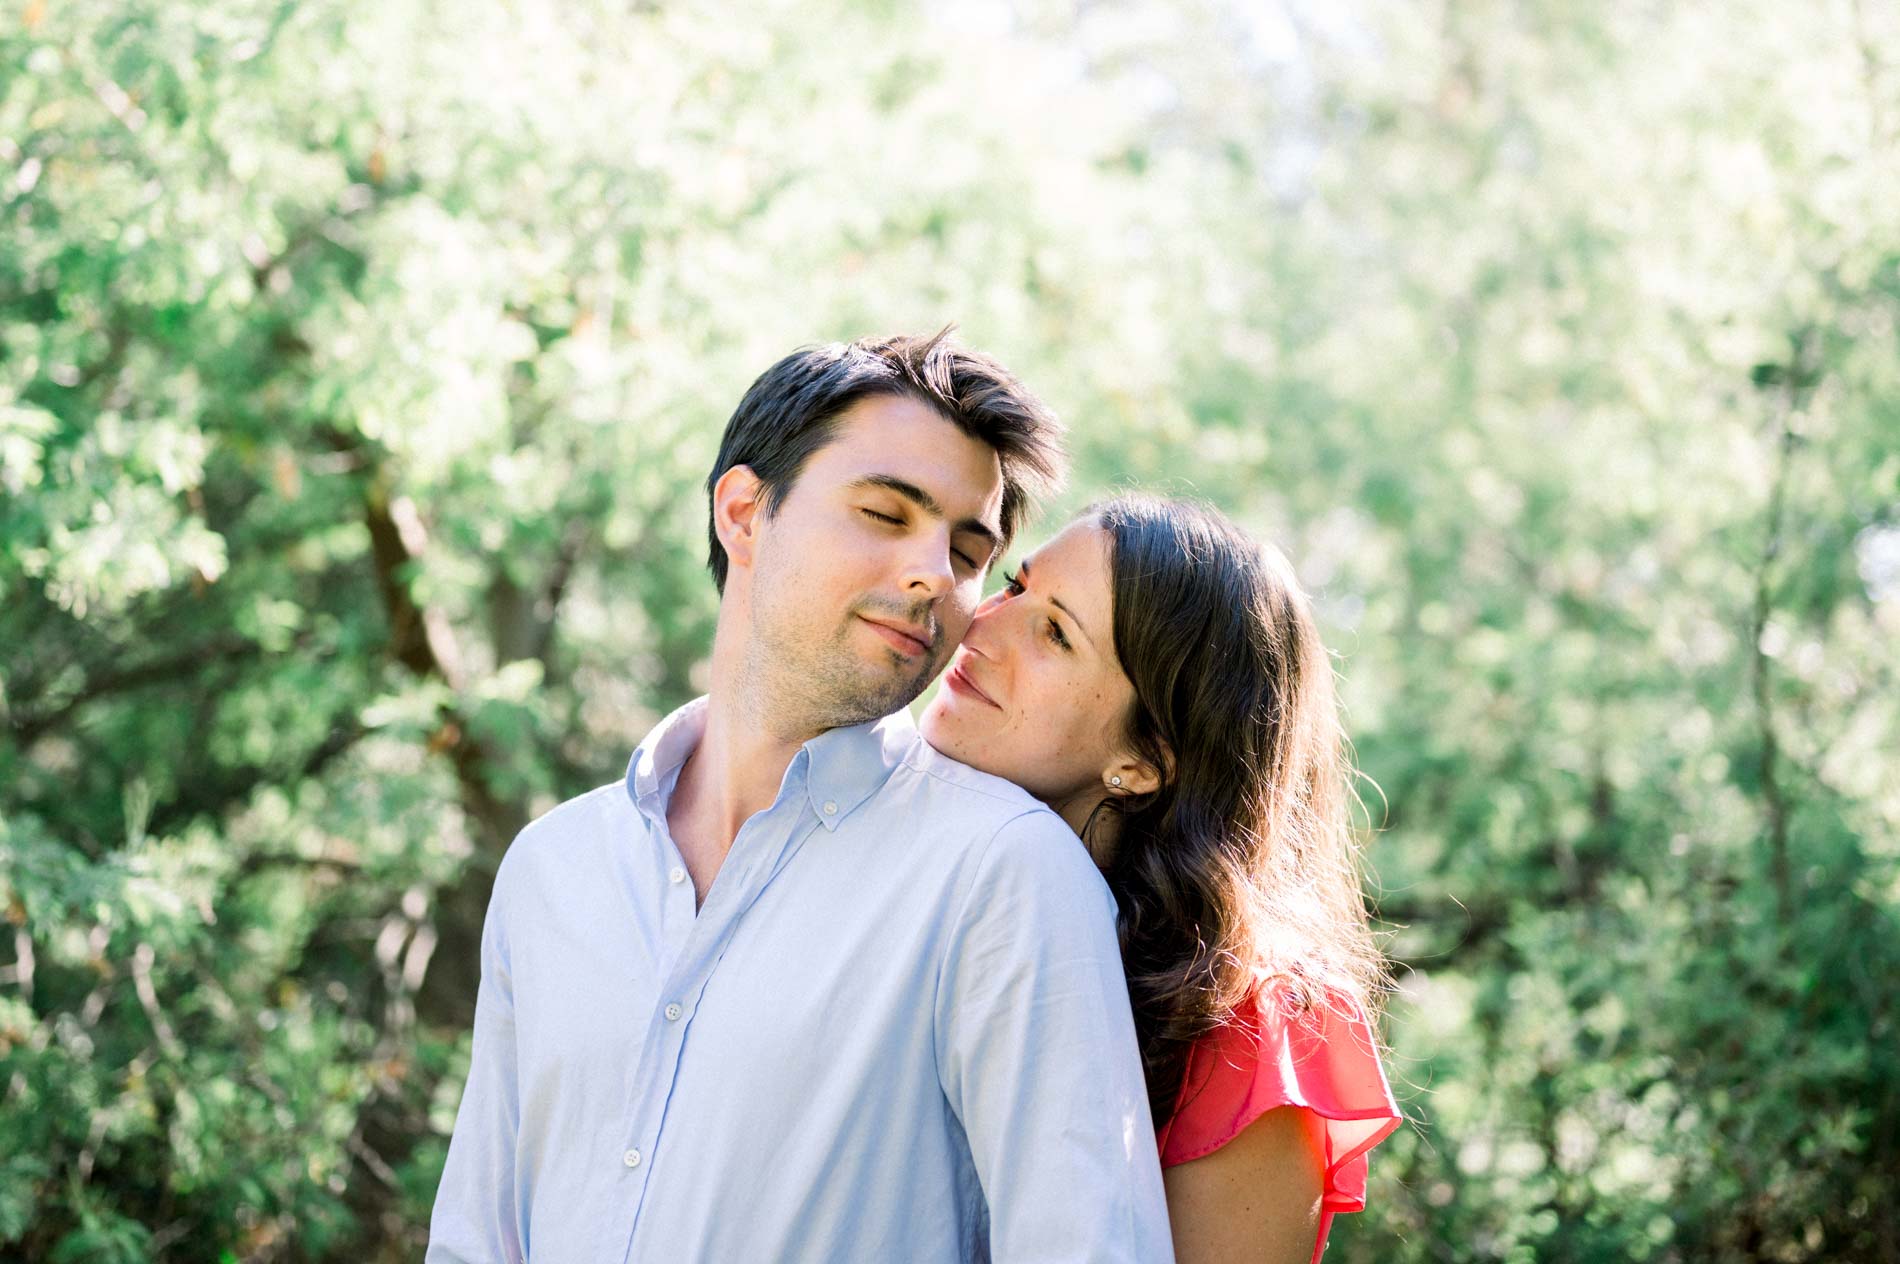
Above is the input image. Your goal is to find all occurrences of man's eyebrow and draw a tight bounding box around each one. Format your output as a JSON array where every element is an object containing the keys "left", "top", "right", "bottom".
[
  {"left": 1017, "top": 557, "right": 1096, "bottom": 649},
  {"left": 851, "top": 474, "right": 1001, "bottom": 558}
]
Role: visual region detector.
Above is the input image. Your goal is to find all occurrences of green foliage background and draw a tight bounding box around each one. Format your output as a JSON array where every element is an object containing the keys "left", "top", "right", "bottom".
[{"left": 3, "top": 0, "right": 1896, "bottom": 1259}]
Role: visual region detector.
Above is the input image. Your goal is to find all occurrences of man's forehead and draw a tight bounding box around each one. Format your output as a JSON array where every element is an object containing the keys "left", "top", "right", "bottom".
[{"left": 813, "top": 402, "right": 1005, "bottom": 524}]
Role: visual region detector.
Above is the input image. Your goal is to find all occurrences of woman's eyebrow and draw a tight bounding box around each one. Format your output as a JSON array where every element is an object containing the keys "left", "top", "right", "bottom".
[
  {"left": 1017, "top": 558, "right": 1097, "bottom": 649},
  {"left": 849, "top": 474, "right": 1001, "bottom": 560}
]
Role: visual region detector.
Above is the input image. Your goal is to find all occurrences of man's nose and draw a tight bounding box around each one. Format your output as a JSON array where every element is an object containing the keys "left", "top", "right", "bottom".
[{"left": 902, "top": 533, "right": 956, "bottom": 600}]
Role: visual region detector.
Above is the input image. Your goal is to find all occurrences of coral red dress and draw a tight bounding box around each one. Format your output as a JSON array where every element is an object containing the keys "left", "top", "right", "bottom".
[{"left": 1155, "top": 985, "right": 1402, "bottom": 1264}]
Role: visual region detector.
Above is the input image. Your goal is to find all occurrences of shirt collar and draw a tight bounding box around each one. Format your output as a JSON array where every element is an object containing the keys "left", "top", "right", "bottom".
[
  {"left": 623, "top": 695, "right": 918, "bottom": 832},
  {"left": 801, "top": 705, "right": 918, "bottom": 832},
  {"left": 625, "top": 696, "right": 711, "bottom": 822}
]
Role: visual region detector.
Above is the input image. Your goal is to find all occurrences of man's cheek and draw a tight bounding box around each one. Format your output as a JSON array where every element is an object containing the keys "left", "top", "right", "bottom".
[{"left": 941, "top": 600, "right": 979, "bottom": 649}]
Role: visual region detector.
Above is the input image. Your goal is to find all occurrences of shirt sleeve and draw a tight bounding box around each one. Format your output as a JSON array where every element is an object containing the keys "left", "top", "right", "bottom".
[
  {"left": 934, "top": 811, "right": 1175, "bottom": 1264},
  {"left": 426, "top": 852, "right": 526, "bottom": 1264}
]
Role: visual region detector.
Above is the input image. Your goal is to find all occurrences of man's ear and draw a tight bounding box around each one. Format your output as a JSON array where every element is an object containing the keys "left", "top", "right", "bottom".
[{"left": 712, "top": 465, "right": 767, "bottom": 577}]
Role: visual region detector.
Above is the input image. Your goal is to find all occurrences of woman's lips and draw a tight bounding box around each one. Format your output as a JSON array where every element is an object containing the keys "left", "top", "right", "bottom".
[
  {"left": 861, "top": 615, "right": 930, "bottom": 658},
  {"left": 944, "top": 659, "right": 1001, "bottom": 709}
]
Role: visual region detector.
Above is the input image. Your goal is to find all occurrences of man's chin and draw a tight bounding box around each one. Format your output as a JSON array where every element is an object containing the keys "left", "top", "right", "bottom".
[{"left": 836, "top": 657, "right": 938, "bottom": 723}]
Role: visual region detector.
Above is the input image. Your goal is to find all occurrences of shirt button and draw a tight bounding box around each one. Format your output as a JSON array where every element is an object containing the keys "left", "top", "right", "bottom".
[
  {"left": 822, "top": 801, "right": 838, "bottom": 815},
  {"left": 664, "top": 1003, "right": 683, "bottom": 1021},
  {"left": 623, "top": 1148, "right": 642, "bottom": 1168},
  {"left": 668, "top": 866, "right": 686, "bottom": 884}
]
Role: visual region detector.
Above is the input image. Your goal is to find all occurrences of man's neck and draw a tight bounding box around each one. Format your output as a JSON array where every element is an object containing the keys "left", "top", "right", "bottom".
[{"left": 665, "top": 652, "right": 818, "bottom": 906}]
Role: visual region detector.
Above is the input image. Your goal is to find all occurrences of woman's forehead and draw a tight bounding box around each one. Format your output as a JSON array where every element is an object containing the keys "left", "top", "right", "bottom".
[
  {"left": 1030, "top": 518, "right": 1107, "bottom": 566},
  {"left": 1024, "top": 522, "right": 1114, "bottom": 614}
]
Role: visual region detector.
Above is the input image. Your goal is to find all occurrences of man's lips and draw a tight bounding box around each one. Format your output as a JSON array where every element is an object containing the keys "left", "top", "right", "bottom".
[
  {"left": 860, "top": 615, "right": 931, "bottom": 658},
  {"left": 944, "top": 658, "right": 1001, "bottom": 709}
]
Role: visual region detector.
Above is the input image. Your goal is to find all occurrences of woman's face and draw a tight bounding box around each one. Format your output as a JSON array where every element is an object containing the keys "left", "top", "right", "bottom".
[{"left": 919, "top": 518, "right": 1146, "bottom": 832}]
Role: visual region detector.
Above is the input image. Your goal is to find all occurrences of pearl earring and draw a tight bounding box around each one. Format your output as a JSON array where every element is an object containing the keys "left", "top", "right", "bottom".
[{"left": 1109, "top": 775, "right": 1123, "bottom": 788}]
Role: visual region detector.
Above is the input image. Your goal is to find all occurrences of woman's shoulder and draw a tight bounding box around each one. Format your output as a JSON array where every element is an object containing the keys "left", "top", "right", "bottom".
[{"left": 1158, "top": 976, "right": 1402, "bottom": 1187}]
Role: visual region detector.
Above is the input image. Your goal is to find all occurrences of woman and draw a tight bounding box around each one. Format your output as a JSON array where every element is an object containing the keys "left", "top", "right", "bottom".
[{"left": 920, "top": 494, "right": 1401, "bottom": 1264}]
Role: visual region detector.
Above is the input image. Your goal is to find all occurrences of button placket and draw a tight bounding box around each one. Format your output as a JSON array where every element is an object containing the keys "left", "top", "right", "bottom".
[{"left": 622, "top": 783, "right": 820, "bottom": 1242}]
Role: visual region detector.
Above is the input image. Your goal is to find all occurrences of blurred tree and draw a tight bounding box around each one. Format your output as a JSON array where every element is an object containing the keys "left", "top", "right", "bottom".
[{"left": 0, "top": 0, "right": 1894, "bottom": 1259}]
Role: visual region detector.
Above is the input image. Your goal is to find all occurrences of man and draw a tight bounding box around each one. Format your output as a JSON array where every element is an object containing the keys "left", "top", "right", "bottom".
[{"left": 428, "top": 331, "right": 1172, "bottom": 1262}]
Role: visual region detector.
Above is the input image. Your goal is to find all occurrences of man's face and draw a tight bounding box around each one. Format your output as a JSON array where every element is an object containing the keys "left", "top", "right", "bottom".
[{"left": 739, "top": 393, "right": 1006, "bottom": 734}]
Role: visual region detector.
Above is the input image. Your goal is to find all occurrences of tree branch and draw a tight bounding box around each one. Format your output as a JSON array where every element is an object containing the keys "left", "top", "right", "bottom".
[
  {"left": 9, "top": 635, "right": 257, "bottom": 745},
  {"left": 1746, "top": 332, "right": 1819, "bottom": 928},
  {"left": 146, "top": 718, "right": 366, "bottom": 841}
]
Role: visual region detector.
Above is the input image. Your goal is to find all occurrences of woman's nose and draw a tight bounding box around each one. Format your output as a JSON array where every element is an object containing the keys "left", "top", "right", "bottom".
[{"left": 961, "top": 595, "right": 1013, "bottom": 659}]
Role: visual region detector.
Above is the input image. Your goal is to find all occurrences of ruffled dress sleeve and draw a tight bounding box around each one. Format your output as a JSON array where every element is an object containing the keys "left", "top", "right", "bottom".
[{"left": 1155, "top": 984, "right": 1401, "bottom": 1264}]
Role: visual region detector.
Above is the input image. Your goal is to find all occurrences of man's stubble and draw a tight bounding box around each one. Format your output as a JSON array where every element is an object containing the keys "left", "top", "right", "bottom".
[{"left": 742, "top": 560, "right": 947, "bottom": 743}]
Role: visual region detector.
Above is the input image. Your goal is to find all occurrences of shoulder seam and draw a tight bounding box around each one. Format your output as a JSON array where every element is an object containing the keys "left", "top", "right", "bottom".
[
  {"left": 505, "top": 782, "right": 631, "bottom": 873},
  {"left": 929, "top": 805, "right": 1065, "bottom": 1025},
  {"left": 897, "top": 748, "right": 1042, "bottom": 808},
  {"left": 519, "top": 781, "right": 624, "bottom": 832}
]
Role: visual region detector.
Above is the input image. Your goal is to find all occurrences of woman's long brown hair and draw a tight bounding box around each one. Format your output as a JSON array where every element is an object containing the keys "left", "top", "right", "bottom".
[{"left": 1092, "top": 495, "right": 1388, "bottom": 1128}]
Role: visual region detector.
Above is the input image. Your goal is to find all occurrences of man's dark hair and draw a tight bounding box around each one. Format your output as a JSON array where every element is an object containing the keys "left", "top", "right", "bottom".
[{"left": 705, "top": 328, "right": 1065, "bottom": 592}]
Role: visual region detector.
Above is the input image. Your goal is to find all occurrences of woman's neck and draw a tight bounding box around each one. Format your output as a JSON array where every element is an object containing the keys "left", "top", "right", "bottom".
[{"left": 1051, "top": 790, "right": 1120, "bottom": 870}]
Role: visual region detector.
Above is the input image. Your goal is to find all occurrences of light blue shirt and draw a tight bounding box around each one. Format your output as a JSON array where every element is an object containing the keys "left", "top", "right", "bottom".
[{"left": 428, "top": 697, "right": 1172, "bottom": 1263}]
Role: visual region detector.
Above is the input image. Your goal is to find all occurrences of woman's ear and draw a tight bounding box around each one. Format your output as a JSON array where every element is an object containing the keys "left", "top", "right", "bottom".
[
  {"left": 712, "top": 465, "right": 766, "bottom": 577},
  {"left": 1103, "top": 754, "right": 1163, "bottom": 798},
  {"left": 1103, "top": 735, "right": 1173, "bottom": 799}
]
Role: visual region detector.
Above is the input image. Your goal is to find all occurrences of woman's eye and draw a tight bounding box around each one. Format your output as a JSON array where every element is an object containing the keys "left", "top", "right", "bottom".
[
  {"left": 1046, "top": 618, "right": 1069, "bottom": 650},
  {"left": 1001, "top": 569, "right": 1023, "bottom": 596}
]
